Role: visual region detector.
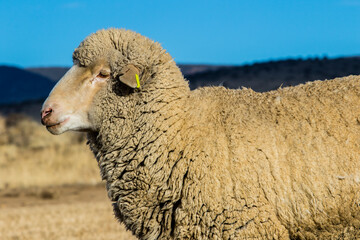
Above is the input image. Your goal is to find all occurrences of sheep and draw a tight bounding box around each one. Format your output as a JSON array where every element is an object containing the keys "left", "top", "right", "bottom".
[{"left": 41, "top": 28, "right": 360, "bottom": 240}]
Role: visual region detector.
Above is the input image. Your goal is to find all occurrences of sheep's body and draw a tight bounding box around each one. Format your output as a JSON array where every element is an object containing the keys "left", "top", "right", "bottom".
[
  {"left": 70, "top": 29, "right": 360, "bottom": 239},
  {"left": 88, "top": 76, "right": 360, "bottom": 239}
]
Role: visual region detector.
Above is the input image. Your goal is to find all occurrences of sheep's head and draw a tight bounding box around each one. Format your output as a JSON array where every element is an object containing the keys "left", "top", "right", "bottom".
[
  {"left": 41, "top": 59, "right": 107, "bottom": 134},
  {"left": 41, "top": 56, "right": 146, "bottom": 135},
  {"left": 41, "top": 28, "right": 181, "bottom": 135}
]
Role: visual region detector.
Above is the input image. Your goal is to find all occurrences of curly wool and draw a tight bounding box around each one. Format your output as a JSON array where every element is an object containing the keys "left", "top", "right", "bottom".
[
  {"left": 73, "top": 29, "right": 174, "bottom": 87},
  {"left": 75, "top": 29, "right": 360, "bottom": 239}
]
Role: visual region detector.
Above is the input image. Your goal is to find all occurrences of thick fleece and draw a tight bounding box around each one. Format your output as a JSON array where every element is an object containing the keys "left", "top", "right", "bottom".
[{"left": 74, "top": 29, "right": 360, "bottom": 239}]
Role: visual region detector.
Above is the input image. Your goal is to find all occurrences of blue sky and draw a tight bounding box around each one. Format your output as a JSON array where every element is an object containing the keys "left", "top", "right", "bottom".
[{"left": 1, "top": 0, "right": 360, "bottom": 67}]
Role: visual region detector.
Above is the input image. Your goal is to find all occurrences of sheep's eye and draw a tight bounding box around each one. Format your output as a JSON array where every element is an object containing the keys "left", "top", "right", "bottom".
[{"left": 97, "top": 72, "right": 109, "bottom": 78}]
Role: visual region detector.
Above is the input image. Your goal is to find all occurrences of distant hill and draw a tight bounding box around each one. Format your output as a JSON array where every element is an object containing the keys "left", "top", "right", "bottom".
[
  {"left": 2, "top": 56, "right": 360, "bottom": 120},
  {"left": 26, "top": 67, "right": 70, "bottom": 82},
  {"left": 27, "top": 57, "right": 360, "bottom": 93},
  {"left": 188, "top": 56, "right": 360, "bottom": 91},
  {"left": 0, "top": 66, "right": 55, "bottom": 104},
  {"left": 179, "top": 64, "right": 228, "bottom": 76}
]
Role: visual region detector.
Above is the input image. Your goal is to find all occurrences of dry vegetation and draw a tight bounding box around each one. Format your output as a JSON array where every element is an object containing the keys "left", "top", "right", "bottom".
[
  {"left": 0, "top": 186, "right": 135, "bottom": 240},
  {"left": 0, "top": 114, "right": 100, "bottom": 189},
  {"left": 0, "top": 114, "right": 135, "bottom": 239}
]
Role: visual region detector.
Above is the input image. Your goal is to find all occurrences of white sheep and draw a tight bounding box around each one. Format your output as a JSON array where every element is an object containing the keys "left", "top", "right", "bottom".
[{"left": 41, "top": 28, "right": 360, "bottom": 239}]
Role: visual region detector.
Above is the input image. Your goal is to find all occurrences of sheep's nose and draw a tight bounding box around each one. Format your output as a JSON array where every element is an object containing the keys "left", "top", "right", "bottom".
[{"left": 41, "top": 107, "right": 53, "bottom": 124}]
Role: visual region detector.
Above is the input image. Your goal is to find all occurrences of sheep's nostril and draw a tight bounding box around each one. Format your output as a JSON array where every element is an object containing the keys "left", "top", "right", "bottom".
[{"left": 41, "top": 107, "right": 53, "bottom": 123}]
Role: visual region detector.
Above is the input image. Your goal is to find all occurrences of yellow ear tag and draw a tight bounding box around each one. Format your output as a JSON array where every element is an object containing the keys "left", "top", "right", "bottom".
[{"left": 135, "top": 74, "right": 140, "bottom": 88}]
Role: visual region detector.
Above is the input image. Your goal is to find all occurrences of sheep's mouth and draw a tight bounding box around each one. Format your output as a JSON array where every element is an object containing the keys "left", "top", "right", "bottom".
[{"left": 46, "top": 118, "right": 69, "bottom": 129}]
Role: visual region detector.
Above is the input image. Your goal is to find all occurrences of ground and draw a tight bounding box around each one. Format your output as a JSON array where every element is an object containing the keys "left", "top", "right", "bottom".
[{"left": 0, "top": 184, "right": 136, "bottom": 240}]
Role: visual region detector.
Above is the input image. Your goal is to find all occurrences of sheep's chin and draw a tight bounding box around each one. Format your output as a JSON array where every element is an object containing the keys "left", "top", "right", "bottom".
[
  {"left": 46, "top": 116, "right": 92, "bottom": 135},
  {"left": 46, "top": 118, "right": 70, "bottom": 135}
]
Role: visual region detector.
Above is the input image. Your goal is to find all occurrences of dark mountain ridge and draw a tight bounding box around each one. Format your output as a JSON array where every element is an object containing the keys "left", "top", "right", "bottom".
[
  {"left": 188, "top": 56, "right": 360, "bottom": 91},
  {"left": 0, "top": 66, "right": 55, "bottom": 104},
  {"left": 1, "top": 56, "right": 360, "bottom": 120}
]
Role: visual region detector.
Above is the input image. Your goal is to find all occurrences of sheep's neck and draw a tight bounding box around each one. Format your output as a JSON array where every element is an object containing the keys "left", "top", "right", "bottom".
[{"left": 87, "top": 68, "right": 192, "bottom": 233}]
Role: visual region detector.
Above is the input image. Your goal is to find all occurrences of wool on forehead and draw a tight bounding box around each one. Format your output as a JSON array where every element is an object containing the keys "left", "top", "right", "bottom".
[{"left": 72, "top": 28, "right": 169, "bottom": 73}]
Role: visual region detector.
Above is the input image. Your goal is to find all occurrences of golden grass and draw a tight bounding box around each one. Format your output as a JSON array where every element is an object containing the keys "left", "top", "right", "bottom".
[
  {"left": 0, "top": 201, "right": 136, "bottom": 240},
  {"left": 0, "top": 114, "right": 101, "bottom": 189},
  {"left": 0, "top": 114, "right": 135, "bottom": 239}
]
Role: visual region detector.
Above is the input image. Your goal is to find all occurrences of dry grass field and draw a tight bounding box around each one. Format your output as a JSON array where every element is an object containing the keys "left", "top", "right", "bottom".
[{"left": 0, "top": 114, "right": 136, "bottom": 240}]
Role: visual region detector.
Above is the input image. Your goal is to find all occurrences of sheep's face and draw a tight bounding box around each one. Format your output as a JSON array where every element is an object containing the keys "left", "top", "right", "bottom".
[{"left": 41, "top": 59, "right": 110, "bottom": 135}]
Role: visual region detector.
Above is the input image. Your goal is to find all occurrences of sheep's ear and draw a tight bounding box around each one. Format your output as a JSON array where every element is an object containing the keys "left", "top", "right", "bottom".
[{"left": 119, "top": 64, "right": 141, "bottom": 88}]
